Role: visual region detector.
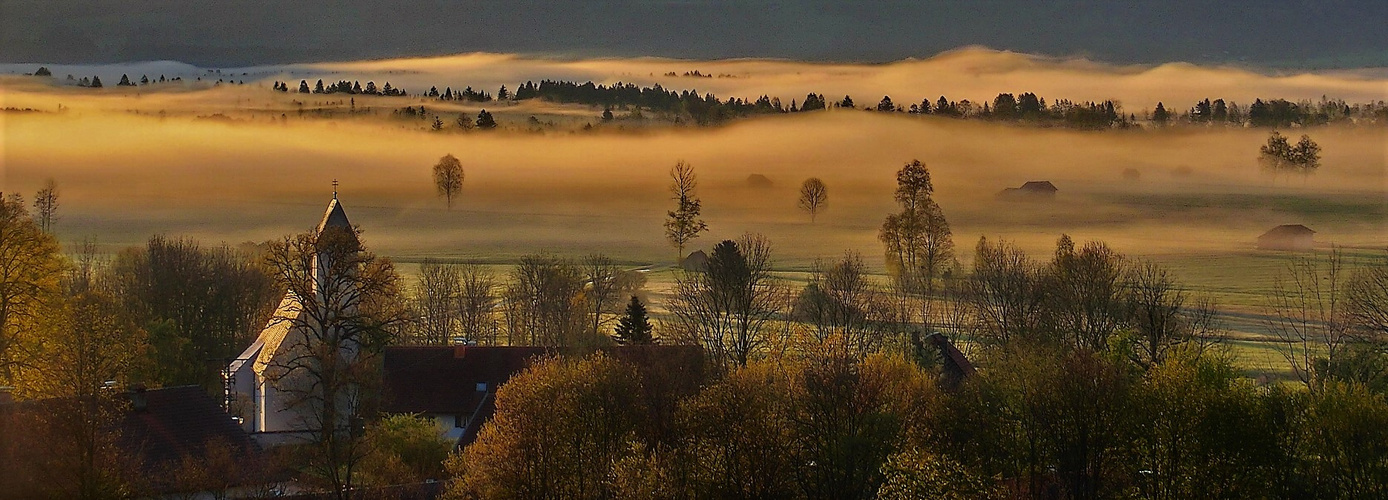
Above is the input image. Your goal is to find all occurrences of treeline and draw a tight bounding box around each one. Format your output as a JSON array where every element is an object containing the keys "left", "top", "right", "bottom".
[
  {"left": 1151, "top": 96, "right": 1379, "bottom": 128},
  {"left": 0, "top": 197, "right": 282, "bottom": 400},
  {"left": 273, "top": 78, "right": 410, "bottom": 97},
  {"left": 444, "top": 235, "right": 1388, "bottom": 499},
  {"left": 452, "top": 339, "right": 1388, "bottom": 499},
  {"left": 32, "top": 64, "right": 1386, "bottom": 129},
  {"left": 440, "top": 160, "right": 1388, "bottom": 498},
  {"left": 257, "top": 72, "right": 1388, "bottom": 129}
]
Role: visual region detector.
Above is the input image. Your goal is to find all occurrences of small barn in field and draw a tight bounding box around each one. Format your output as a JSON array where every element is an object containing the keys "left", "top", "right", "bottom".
[
  {"left": 745, "top": 174, "right": 774, "bottom": 189},
  {"left": 998, "top": 180, "right": 1058, "bottom": 199},
  {"left": 681, "top": 250, "right": 709, "bottom": 272},
  {"left": 1258, "top": 224, "right": 1316, "bottom": 251}
]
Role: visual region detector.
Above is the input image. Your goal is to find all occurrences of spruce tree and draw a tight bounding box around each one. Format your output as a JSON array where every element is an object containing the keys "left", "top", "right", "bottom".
[
  {"left": 1152, "top": 102, "right": 1170, "bottom": 124},
  {"left": 613, "top": 296, "right": 654, "bottom": 345},
  {"left": 90, "top": 75, "right": 103, "bottom": 87},
  {"left": 476, "top": 109, "right": 498, "bottom": 129}
]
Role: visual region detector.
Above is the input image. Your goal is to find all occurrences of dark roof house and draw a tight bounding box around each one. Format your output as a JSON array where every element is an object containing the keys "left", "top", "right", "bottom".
[
  {"left": 1, "top": 385, "right": 274, "bottom": 496},
  {"left": 382, "top": 345, "right": 706, "bottom": 448},
  {"left": 383, "top": 346, "right": 549, "bottom": 447},
  {"left": 998, "top": 180, "right": 1058, "bottom": 199},
  {"left": 1257, "top": 224, "right": 1315, "bottom": 252},
  {"left": 118, "top": 385, "right": 262, "bottom": 473},
  {"left": 382, "top": 346, "right": 548, "bottom": 415}
]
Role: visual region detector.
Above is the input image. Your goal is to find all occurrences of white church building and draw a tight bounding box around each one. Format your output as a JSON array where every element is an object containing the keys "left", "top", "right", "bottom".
[{"left": 226, "top": 196, "right": 358, "bottom": 442}]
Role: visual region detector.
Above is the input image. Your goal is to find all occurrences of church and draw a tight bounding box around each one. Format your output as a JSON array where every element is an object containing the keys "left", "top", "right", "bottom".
[{"left": 226, "top": 195, "right": 358, "bottom": 442}]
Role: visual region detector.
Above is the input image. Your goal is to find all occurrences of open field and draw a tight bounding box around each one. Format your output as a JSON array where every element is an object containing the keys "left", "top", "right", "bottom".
[{"left": 3, "top": 52, "right": 1386, "bottom": 380}]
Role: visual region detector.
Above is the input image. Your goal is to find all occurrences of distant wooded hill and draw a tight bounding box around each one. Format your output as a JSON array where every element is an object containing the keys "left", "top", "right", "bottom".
[{"left": 270, "top": 76, "right": 1388, "bottom": 129}]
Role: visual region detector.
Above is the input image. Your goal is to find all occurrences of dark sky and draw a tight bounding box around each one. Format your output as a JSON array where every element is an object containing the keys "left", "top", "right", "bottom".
[{"left": 3, "top": 1, "right": 1386, "bottom": 68}]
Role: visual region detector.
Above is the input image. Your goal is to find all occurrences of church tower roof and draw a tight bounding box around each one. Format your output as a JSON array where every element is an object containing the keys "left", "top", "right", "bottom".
[
  {"left": 314, "top": 196, "right": 360, "bottom": 250},
  {"left": 316, "top": 197, "right": 352, "bottom": 235}
]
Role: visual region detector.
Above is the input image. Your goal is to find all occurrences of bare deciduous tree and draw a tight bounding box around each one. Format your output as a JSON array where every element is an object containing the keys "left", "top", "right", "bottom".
[
  {"left": 264, "top": 224, "right": 409, "bottom": 499},
  {"left": 1348, "top": 253, "right": 1388, "bottom": 342},
  {"left": 669, "top": 234, "right": 788, "bottom": 371},
  {"left": 1048, "top": 235, "right": 1128, "bottom": 351},
  {"left": 503, "top": 254, "right": 587, "bottom": 348},
  {"left": 798, "top": 177, "right": 828, "bottom": 223},
  {"left": 664, "top": 161, "right": 708, "bottom": 263},
  {"left": 433, "top": 154, "right": 464, "bottom": 209},
  {"left": 33, "top": 179, "right": 59, "bottom": 233},
  {"left": 413, "top": 259, "right": 460, "bottom": 345},
  {"left": 879, "top": 161, "right": 953, "bottom": 297},
  {"left": 580, "top": 254, "right": 623, "bottom": 338},
  {"left": 1125, "top": 261, "right": 1221, "bottom": 369},
  {"left": 794, "top": 251, "right": 889, "bottom": 357},
  {"left": 457, "top": 264, "right": 499, "bottom": 345},
  {"left": 110, "top": 236, "right": 280, "bottom": 391},
  {"left": 967, "top": 237, "right": 1048, "bottom": 347},
  {"left": 1266, "top": 248, "right": 1354, "bottom": 389}
]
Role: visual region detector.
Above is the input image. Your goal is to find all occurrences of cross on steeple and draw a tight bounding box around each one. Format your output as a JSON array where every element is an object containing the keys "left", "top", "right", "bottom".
[{"left": 332, "top": 179, "right": 339, "bottom": 199}]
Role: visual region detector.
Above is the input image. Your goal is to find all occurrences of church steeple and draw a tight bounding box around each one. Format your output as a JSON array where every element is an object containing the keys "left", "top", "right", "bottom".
[{"left": 316, "top": 197, "right": 352, "bottom": 237}]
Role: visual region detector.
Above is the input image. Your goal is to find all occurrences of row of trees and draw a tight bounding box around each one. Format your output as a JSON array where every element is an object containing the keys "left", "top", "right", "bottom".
[
  {"left": 451, "top": 235, "right": 1388, "bottom": 498},
  {"left": 1187, "top": 97, "right": 1378, "bottom": 128},
  {"left": 403, "top": 254, "right": 648, "bottom": 350},
  {"left": 275, "top": 79, "right": 410, "bottom": 97},
  {"left": 264, "top": 73, "right": 1388, "bottom": 130},
  {"left": 58, "top": 73, "right": 178, "bottom": 88},
  {"left": 451, "top": 346, "right": 1388, "bottom": 499}
]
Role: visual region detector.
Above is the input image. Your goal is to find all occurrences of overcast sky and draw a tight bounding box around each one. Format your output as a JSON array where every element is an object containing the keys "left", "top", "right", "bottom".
[{"left": 3, "top": 1, "right": 1386, "bottom": 68}]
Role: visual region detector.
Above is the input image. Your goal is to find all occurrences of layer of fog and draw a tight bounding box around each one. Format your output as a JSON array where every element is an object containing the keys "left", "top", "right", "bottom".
[
  {"left": 3, "top": 85, "right": 1384, "bottom": 273},
  {"left": 6, "top": 47, "right": 1388, "bottom": 113}
]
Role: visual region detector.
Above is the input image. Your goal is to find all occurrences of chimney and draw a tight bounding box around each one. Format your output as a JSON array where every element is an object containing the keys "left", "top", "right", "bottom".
[{"left": 130, "top": 384, "right": 148, "bottom": 412}]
